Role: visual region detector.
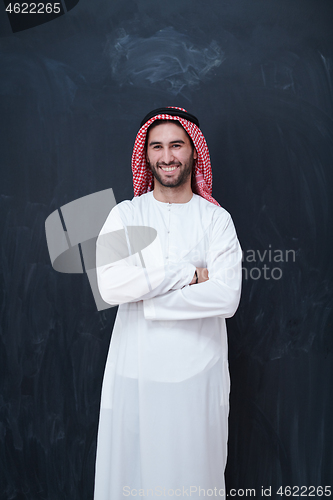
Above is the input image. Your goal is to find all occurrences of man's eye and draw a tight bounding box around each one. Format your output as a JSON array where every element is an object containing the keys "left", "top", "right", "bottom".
[{"left": 172, "top": 144, "right": 181, "bottom": 148}]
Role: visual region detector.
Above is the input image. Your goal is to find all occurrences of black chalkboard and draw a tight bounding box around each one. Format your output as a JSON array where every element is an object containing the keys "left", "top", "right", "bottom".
[{"left": 0, "top": 0, "right": 332, "bottom": 498}]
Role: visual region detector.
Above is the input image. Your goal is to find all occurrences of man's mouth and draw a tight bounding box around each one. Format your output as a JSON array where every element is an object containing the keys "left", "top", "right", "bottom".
[{"left": 159, "top": 165, "right": 180, "bottom": 172}]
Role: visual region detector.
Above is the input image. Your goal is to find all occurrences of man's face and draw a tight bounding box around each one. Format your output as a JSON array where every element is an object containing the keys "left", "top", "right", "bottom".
[{"left": 146, "top": 122, "right": 197, "bottom": 189}]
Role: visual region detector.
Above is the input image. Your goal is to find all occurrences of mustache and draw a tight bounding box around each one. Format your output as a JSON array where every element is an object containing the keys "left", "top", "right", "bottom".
[{"left": 156, "top": 161, "right": 182, "bottom": 167}]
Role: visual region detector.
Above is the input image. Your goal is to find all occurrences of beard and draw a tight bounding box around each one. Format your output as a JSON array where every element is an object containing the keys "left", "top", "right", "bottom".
[{"left": 147, "top": 155, "right": 195, "bottom": 189}]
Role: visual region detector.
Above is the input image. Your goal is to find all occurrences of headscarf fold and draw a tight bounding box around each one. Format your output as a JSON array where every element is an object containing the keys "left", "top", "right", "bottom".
[{"left": 131, "top": 106, "right": 220, "bottom": 206}]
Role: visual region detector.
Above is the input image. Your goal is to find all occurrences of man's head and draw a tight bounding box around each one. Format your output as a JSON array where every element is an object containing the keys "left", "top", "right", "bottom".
[
  {"left": 131, "top": 107, "right": 220, "bottom": 206},
  {"left": 145, "top": 120, "right": 197, "bottom": 190}
]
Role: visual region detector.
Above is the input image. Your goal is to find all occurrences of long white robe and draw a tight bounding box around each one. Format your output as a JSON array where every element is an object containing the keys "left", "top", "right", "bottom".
[{"left": 94, "top": 192, "right": 242, "bottom": 499}]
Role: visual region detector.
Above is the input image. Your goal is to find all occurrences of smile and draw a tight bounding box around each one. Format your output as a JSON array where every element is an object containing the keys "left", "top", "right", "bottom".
[{"left": 160, "top": 166, "right": 179, "bottom": 172}]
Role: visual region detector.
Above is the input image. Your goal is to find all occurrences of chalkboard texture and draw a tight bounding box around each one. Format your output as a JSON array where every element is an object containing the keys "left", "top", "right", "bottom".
[{"left": 0, "top": 0, "right": 332, "bottom": 498}]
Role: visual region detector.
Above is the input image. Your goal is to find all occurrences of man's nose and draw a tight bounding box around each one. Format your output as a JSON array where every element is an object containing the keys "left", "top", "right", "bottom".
[{"left": 161, "top": 147, "right": 175, "bottom": 164}]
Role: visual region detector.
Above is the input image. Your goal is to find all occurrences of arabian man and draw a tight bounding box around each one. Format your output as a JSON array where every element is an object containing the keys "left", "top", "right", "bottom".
[{"left": 94, "top": 107, "right": 242, "bottom": 499}]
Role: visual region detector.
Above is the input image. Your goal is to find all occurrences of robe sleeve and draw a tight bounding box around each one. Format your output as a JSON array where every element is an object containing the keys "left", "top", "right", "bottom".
[
  {"left": 96, "top": 204, "right": 196, "bottom": 306},
  {"left": 143, "top": 214, "right": 242, "bottom": 320}
]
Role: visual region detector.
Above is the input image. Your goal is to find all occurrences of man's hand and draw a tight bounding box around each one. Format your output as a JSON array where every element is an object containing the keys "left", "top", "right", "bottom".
[{"left": 190, "top": 267, "right": 209, "bottom": 285}]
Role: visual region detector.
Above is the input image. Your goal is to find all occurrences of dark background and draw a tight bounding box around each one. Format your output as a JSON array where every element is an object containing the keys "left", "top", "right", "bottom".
[{"left": 0, "top": 0, "right": 332, "bottom": 498}]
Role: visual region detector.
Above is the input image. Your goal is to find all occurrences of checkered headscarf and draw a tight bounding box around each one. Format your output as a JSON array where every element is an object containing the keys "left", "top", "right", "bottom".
[{"left": 131, "top": 107, "right": 220, "bottom": 206}]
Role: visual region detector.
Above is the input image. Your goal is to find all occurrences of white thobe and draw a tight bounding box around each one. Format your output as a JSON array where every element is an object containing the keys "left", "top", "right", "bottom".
[{"left": 94, "top": 192, "right": 242, "bottom": 499}]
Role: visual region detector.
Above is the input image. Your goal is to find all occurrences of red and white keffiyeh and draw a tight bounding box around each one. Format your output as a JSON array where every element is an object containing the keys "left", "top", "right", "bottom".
[{"left": 131, "top": 107, "right": 220, "bottom": 206}]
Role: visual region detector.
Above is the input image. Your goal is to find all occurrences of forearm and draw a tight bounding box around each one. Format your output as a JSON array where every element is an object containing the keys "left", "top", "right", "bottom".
[
  {"left": 143, "top": 224, "right": 243, "bottom": 321},
  {"left": 143, "top": 269, "right": 241, "bottom": 321},
  {"left": 97, "top": 259, "right": 195, "bottom": 306}
]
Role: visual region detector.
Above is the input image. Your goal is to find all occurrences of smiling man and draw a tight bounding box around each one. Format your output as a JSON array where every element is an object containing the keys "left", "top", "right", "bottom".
[{"left": 94, "top": 107, "right": 242, "bottom": 499}]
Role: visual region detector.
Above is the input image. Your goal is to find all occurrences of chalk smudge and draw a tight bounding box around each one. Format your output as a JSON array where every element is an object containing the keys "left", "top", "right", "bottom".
[{"left": 107, "top": 27, "right": 224, "bottom": 95}]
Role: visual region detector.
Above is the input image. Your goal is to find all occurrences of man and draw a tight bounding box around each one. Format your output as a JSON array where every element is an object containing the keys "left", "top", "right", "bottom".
[{"left": 94, "top": 107, "right": 242, "bottom": 499}]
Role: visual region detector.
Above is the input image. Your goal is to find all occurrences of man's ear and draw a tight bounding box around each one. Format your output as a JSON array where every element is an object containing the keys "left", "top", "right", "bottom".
[{"left": 193, "top": 148, "right": 198, "bottom": 160}]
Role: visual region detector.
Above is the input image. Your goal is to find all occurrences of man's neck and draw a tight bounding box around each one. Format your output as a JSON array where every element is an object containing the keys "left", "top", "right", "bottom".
[{"left": 152, "top": 184, "right": 193, "bottom": 204}]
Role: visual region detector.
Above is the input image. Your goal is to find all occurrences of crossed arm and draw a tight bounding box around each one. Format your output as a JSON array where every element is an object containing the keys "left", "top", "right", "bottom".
[{"left": 96, "top": 205, "right": 242, "bottom": 320}]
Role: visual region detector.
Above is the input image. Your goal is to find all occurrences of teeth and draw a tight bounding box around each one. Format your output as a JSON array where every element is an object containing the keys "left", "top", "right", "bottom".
[{"left": 161, "top": 166, "right": 178, "bottom": 171}]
